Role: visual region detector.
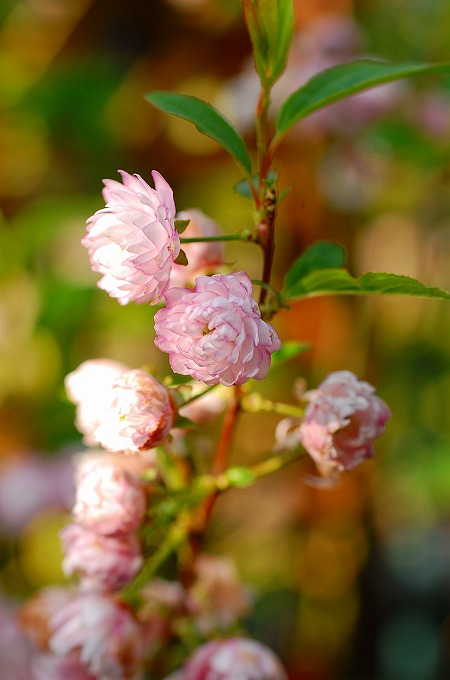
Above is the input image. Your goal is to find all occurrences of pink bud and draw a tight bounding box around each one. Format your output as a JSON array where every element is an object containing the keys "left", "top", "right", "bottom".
[
  {"left": 83, "top": 170, "right": 179, "bottom": 305},
  {"left": 154, "top": 272, "right": 281, "bottom": 386},
  {"left": 73, "top": 463, "right": 147, "bottom": 535},
  {"left": 298, "top": 370, "right": 391, "bottom": 475},
  {"left": 60, "top": 523, "right": 143, "bottom": 592},
  {"left": 186, "top": 555, "right": 250, "bottom": 634}
]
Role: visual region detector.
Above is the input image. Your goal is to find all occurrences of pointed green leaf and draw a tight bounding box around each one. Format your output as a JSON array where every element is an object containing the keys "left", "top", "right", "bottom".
[
  {"left": 243, "top": 0, "right": 295, "bottom": 87},
  {"left": 282, "top": 269, "right": 450, "bottom": 302},
  {"left": 174, "top": 219, "right": 190, "bottom": 234},
  {"left": 284, "top": 241, "right": 347, "bottom": 292},
  {"left": 146, "top": 91, "right": 252, "bottom": 175},
  {"left": 276, "top": 60, "right": 450, "bottom": 136},
  {"left": 174, "top": 249, "right": 189, "bottom": 266}
]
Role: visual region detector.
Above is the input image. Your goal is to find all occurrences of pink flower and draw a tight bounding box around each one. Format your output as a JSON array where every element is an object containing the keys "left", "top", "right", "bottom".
[
  {"left": 73, "top": 463, "right": 147, "bottom": 535},
  {"left": 74, "top": 449, "right": 158, "bottom": 481},
  {"left": 83, "top": 170, "right": 179, "bottom": 305},
  {"left": 154, "top": 272, "right": 281, "bottom": 386},
  {"left": 18, "top": 587, "right": 75, "bottom": 651},
  {"left": 186, "top": 555, "right": 250, "bottom": 634},
  {"left": 60, "top": 523, "right": 143, "bottom": 591},
  {"left": 49, "top": 593, "right": 145, "bottom": 679},
  {"left": 94, "top": 369, "right": 176, "bottom": 452},
  {"left": 65, "top": 359, "right": 129, "bottom": 446},
  {"left": 298, "top": 370, "right": 391, "bottom": 475},
  {"left": 170, "top": 209, "right": 225, "bottom": 288},
  {"left": 31, "top": 652, "right": 96, "bottom": 680},
  {"left": 168, "top": 637, "right": 288, "bottom": 680}
]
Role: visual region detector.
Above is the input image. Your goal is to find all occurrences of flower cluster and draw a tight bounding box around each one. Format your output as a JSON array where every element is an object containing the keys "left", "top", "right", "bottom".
[{"left": 17, "top": 168, "right": 391, "bottom": 680}]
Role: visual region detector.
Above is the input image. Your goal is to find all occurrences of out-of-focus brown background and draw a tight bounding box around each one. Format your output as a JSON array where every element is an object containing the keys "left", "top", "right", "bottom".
[{"left": 0, "top": 0, "right": 449, "bottom": 678}]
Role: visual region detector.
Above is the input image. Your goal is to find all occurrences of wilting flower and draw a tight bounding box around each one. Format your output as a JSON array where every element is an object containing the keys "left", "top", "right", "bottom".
[
  {"left": 166, "top": 637, "right": 288, "bottom": 680},
  {"left": 83, "top": 170, "right": 179, "bottom": 305},
  {"left": 186, "top": 555, "right": 251, "bottom": 634},
  {"left": 170, "top": 209, "right": 225, "bottom": 288},
  {"left": 65, "top": 359, "right": 129, "bottom": 446},
  {"left": 94, "top": 369, "right": 176, "bottom": 452},
  {"left": 49, "top": 593, "right": 145, "bottom": 679},
  {"left": 60, "top": 524, "right": 143, "bottom": 592},
  {"left": 73, "top": 463, "right": 147, "bottom": 535},
  {"left": 298, "top": 370, "right": 391, "bottom": 475},
  {"left": 154, "top": 272, "right": 281, "bottom": 386}
]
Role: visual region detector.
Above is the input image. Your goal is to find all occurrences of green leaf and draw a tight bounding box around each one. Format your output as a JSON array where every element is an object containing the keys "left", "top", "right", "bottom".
[
  {"left": 271, "top": 341, "right": 311, "bottom": 367},
  {"left": 174, "top": 219, "right": 190, "bottom": 234},
  {"left": 242, "top": 0, "right": 294, "bottom": 87},
  {"left": 276, "top": 60, "right": 450, "bottom": 136},
  {"left": 284, "top": 241, "right": 347, "bottom": 293},
  {"left": 146, "top": 91, "right": 252, "bottom": 175},
  {"left": 173, "top": 249, "right": 188, "bottom": 266},
  {"left": 282, "top": 269, "right": 450, "bottom": 302}
]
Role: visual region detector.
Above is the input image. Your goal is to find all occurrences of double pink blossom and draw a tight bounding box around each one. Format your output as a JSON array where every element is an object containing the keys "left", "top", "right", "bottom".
[
  {"left": 73, "top": 463, "right": 147, "bottom": 536},
  {"left": 154, "top": 272, "right": 281, "bottom": 386},
  {"left": 65, "top": 359, "right": 129, "bottom": 447},
  {"left": 166, "top": 637, "right": 288, "bottom": 680},
  {"left": 94, "top": 369, "right": 176, "bottom": 452},
  {"left": 186, "top": 555, "right": 250, "bottom": 634},
  {"left": 60, "top": 523, "right": 143, "bottom": 592},
  {"left": 66, "top": 360, "right": 175, "bottom": 452},
  {"left": 298, "top": 370, "right": 391, "bottom": 475},
  {"left": 49, "top": 593, "right": 145, "bottom": 679},
  {"left": 83, "top": 170, "right": 179, "bottom": 305}
]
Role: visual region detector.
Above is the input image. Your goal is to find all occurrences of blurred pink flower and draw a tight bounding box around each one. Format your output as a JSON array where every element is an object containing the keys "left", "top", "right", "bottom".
[
  {"left": 0, "top": 594, "right": 33, "bottom": 679},
  {"left": 18, "top": 586, "right": 75, "bottom": 651},
  {"left": 170, "top": 209, "right": 225, "bottom": 288},
  {"left": 60, "top": 523, "right": 143, "bottom": 591},
  {"left": 49, "top": 593, "right": 145, "bottom": 679},
  {"left": 186, "top": 555, "right": 251, "bottom": 634},
  {"left": 65, "top": 359, "right": 129, "bottom": 446},
  {"left": 167, "top": 637, "right": 288, "bottom": 680},
  {"left": 154, "top": 272, "right": 281, "bottom": 386},
  {"left": 31, "top": 652, "right": 95, "bottom": 680},
  {"left": 74, "top": 449, "right": 158, "bottom": 481},
  {"left": 298, "top": 370, "right": 391, "bottom": 475},
  {"left": 73, "top": 463, "right": 147, "bottom": 535},
  {"left": 83, "top": 170, "right": 179, "bottom": 305},
  {"left": 94, "top": 369, "right": 175, "bottom": 452}
]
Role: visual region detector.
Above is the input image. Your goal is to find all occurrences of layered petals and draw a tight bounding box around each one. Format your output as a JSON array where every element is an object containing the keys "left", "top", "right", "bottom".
[{"left": 154, "top": 272, "right": 281, "bottom": 386}]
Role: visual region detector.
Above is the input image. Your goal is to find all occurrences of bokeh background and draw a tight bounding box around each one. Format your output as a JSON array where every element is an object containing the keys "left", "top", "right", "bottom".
[{"left": 0, "top": 0, "right": 449, "bottom": 678}]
